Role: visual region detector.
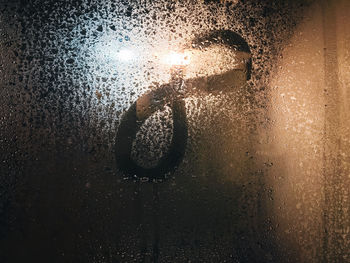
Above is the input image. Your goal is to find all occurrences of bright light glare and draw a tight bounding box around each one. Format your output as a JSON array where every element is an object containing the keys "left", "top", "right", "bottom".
[
  {"left": 117, "top": 49, "right": 135, "bottom": 62},
  {"left": 163, "top": 51, "right": 191, "bottom": 66}
]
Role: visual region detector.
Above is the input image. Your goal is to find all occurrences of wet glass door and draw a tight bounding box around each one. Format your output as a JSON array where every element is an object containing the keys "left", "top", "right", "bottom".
[{"left": 1, "top": 0, "right": 349, "bottom": 262}]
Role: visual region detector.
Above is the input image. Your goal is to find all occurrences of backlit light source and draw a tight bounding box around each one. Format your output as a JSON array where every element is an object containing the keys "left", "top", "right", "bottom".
[
  {"left": 163, "top": 51, "right": 191, "bottom": 66},
  {"left": 117, "top": 49, "right": 135, "bottom": 62}
]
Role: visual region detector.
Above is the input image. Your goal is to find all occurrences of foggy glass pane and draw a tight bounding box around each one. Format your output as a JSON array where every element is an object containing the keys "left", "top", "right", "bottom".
[{"left": 1, "top": 0, "right": 349, "bottom": 262}]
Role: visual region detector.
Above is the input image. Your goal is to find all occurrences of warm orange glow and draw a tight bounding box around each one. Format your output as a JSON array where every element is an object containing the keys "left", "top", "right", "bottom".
[{"left": 163, "top": 51, "right": 191, "bottom": 66}]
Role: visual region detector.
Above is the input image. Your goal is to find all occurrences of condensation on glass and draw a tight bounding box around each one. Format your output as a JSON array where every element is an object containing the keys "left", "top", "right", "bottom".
[{"left": 0, "top": 0, "right": 349, "bottom": 262}]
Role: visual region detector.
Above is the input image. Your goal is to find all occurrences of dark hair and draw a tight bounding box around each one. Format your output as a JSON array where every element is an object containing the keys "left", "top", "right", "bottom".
[{"left": 191, "top": 30, "right": 252, "bottom": 79}]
